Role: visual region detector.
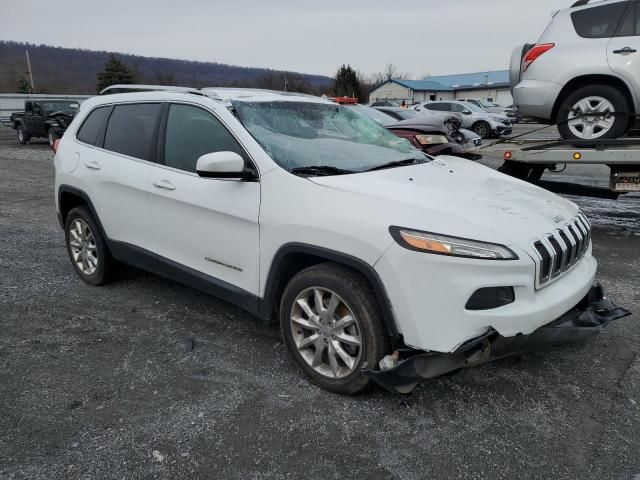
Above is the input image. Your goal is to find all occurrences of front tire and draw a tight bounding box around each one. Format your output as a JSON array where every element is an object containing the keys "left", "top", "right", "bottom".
[
  {"left": 280, "top": 263, "right": 387, "bottom": 395},
  {"left": 47, "top": 129, "right": 57, "bottom": 147},
  {"left": 557, "top": 84, "right": 629, "bottom": 140},
  {"left": 472, "top": 121, "right": 491, "bottom": 139},
  {"left": 64, "top": 206, "right": 115, "bottom": 286},
  {"left": 17, "top": 126, "right": 30, "bottom": 144}
]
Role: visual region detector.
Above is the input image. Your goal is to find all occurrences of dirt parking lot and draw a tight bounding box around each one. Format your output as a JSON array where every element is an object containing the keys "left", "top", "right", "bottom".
[{"left": 0, "top": 125, "right": 639, "bottom": 480}]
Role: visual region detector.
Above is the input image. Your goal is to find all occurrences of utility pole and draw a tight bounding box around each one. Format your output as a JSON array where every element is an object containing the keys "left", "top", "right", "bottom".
[
  {"left": 25, "top": 50, "right": 35, "bottom": 93},
  {"left": 284, "top": 73, "right": 288, "bottom": 92}
]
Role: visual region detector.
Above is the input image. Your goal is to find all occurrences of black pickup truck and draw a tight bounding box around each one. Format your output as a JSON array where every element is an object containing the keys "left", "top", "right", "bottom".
[{"left": 11, "top": 99, "right": 80, "bottom": 146}]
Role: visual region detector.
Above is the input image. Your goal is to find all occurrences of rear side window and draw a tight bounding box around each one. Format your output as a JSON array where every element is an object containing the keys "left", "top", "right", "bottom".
[
  {"left": 617, "top": 2, "right": 640, "bottom": 36},
  {"left": 425, "top": 103, "right": 446, "bottom": 111},
  {"left": 103, "top": 103, "right": 162, "bottom": 161},
  {"left": 163, "top": 104, "right": 246, "bottom": 173},
  {"left": 76, "top": 106, "right": 110, "bottom": 146},
  {"left": 571, "top": 2, "right": 628, "bottom": 38}
]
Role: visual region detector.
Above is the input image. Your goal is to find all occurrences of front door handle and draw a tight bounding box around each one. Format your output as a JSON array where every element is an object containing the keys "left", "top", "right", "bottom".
[
  {"left": 152, "top": 180, "right": 176, "bottom": 191},
  {"left": 84, "top": 160, "right": 101, "bottom": 171},
  {"left": 613, "top": 47, "right": 637, "bottom": 54}
]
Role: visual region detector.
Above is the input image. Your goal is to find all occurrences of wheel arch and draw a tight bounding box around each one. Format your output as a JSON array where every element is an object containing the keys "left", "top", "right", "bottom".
[
  {"left": 57, "top": 186, "right": 109, "bottom": 243},
  {"left": 260, "top": 243, "right": 400, "bottom": 339},
  {"left": 551, "top": 74, "right": 635, "bottom": 123}
]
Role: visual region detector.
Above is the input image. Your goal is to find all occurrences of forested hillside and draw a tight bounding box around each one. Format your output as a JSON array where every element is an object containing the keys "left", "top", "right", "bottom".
[{"left": 0, "top": 41, "right": 333, "bottom": 94}]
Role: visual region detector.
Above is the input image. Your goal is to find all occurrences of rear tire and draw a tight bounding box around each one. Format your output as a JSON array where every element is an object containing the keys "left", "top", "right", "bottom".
[
  {"left": 64, "top": 206, "right": 115, "bottom": 286},
  {"left": 280, "top": 263, "right": 387, "bottom": 395},
  {"left": 557, "top": 84, "right": 629, "bottom": 141},
  {"left": 472, "top": 121, "right": 491, "bottom": 139},
  {"left": 17, "top": 126, "right": 29, "bottom": 144}
]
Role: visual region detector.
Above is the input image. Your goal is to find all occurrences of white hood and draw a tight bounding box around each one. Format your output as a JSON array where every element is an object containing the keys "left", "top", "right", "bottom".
[{"left": 310, "top": 157, "right": 580, "bottom": 248}]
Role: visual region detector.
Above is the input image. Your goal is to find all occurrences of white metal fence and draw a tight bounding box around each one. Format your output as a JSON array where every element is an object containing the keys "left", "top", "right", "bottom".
[{"left": 0, "top": 94, "right": 91, "bottom": 124}]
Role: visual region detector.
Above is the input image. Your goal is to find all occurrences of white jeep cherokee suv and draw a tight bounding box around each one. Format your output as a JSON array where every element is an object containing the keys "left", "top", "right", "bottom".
[{"left": 54, "top": 87, "right": 625, "bottom": 394}]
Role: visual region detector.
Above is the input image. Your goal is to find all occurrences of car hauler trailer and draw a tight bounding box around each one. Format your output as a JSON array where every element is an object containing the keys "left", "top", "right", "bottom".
[{"left": 492, "top": 138, "right": 640, "bottom": 199}]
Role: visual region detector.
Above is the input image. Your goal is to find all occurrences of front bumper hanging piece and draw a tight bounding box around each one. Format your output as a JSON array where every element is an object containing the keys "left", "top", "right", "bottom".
[{"left": 364, "top": 285, "right": 631, "bottom": 395}]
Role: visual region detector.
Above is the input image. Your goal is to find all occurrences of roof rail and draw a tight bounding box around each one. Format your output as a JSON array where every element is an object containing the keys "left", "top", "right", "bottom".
[
  {"left": 571, "top": 0, "right": 609, "bottom": 7},
  {"left": 98, "top": 84, "right": 219, "bottom": 98}
]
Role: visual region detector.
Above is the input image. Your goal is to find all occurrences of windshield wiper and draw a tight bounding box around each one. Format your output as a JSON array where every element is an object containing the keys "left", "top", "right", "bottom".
[
  {"left": 290, "top": 165, "right": 355, "bottom": 177},
  {"left": 365, "top": 158, "right": 426, "bottom": 172}
]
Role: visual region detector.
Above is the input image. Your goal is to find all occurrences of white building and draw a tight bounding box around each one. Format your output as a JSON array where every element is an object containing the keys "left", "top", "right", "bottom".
[{"left": 369, "top": 70, "right": 513, "bottom": 106}]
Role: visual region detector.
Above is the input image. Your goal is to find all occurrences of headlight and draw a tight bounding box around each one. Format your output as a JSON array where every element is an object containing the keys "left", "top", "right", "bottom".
[
  {"left": 390, "top": 227, "right": 518, "bottom": 260},
  {"left": 415, "top": 134, "right": 448, "bottom": 145},
  {"left": 490, "top": 116, "right": 503, "bottom": 122}
]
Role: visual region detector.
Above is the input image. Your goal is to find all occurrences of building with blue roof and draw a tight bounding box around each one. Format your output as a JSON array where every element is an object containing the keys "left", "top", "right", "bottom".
[{"left": 369, "top": 70, "right": 512, "bottom": 106}]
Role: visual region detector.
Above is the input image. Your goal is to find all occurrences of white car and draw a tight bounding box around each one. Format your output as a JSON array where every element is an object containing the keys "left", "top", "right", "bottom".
[
  {"left": 415, "top": 100, "right": 513, "bottom": 139},
  {"left": 53, "top": 87, "right": 627, "bottom": 394}
]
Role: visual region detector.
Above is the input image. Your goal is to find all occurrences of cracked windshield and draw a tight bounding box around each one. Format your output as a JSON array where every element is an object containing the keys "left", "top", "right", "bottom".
[{"left": 232, "top": 100, "right": 426, "bottom": 172}]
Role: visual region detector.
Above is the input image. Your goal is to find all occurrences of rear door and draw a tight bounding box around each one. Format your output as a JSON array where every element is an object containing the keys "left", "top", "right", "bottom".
[
  {"left": 29, "top": 102, "right": 45, "bottom": 135},
  {"left": 608, "top": 1, "right": 640, "bottom": 105},
  {"left": 74, "top": 102, "right": 160, "bottom": 249},
  {"left": 147, "top": 102, "right": 260, "bottom": 296}
]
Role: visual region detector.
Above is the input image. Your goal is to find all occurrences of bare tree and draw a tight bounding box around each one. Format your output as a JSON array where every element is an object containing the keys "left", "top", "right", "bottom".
[{"left": 370, "top": 63, "right": 412, "bottom": 88}]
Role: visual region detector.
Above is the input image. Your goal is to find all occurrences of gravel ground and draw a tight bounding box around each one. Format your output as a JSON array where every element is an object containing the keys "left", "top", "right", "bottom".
[{"left": 0, "top": 125, "right": 638, "bottom": 480}]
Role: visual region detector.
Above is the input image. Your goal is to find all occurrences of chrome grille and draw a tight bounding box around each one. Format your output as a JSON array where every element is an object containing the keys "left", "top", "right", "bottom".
[{"left": 531, "top": 213, "right": 592, "bottom": 288}]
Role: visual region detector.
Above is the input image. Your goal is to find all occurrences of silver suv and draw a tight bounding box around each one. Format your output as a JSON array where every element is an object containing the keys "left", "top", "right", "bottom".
[
  {"left": 416, "top": 100, "right": 513, "bottom": 139},
  {"left": 511, "top": 0, "right": 640, "bottom": 140}
]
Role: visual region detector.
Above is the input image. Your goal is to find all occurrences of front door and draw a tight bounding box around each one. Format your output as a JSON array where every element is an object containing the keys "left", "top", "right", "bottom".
[
  {"left": 148, "top": 102, "right": 260, "bottom": 297},
  {"left": 608, "top": 1, "right": 640, "bottom": 104}
]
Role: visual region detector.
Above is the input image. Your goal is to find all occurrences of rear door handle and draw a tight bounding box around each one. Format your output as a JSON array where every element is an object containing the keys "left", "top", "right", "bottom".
[
  {"left": 152, "top": 180, "right": 176, "bottom": 191},
  {"left": 84, "top": 160, "right": 101, "bottom": 171},
  {"left": 613, "top": 47, "right": 637, "bottom": 54}
]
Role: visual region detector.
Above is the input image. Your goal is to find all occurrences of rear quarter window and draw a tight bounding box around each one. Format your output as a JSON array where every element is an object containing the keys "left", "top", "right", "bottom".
[
  {"left": 76, "top": 106, "right": 111, "bottom": 146},
  {"left": 571, "top": 2, "right": 628, "bottom": 38}
]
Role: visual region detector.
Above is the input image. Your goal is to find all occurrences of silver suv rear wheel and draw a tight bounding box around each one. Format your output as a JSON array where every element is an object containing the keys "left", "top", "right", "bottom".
[{"left": 558, "top": 84, "right": 629, "bottom": 141}]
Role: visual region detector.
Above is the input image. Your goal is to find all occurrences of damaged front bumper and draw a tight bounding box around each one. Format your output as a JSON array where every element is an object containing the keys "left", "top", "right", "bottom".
[{"left": 364, "top": 285, "right": 631, "bottom": 394}]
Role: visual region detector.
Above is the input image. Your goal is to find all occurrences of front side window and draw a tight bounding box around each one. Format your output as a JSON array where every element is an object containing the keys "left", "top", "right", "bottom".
[
  {"left": 232, "top": 100, "right": 424, "bottom": 173},
  {"left": 164, "top": 104, "right": 247, "bottom": 173},
  {"left": 103, "top": 103, "right": 162, "bottom": 161},
  {"left": 572, "top": 2, "right": 628, "bottom": 38},
  {"left": 76, "top": 106, "right": 111, "bottom": 146}
]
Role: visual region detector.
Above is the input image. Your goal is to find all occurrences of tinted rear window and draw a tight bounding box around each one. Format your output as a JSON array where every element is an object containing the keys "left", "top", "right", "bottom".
[
  {"left": 76, "top": 106, "right": 110, "bottom": 146},
  {"left": 103, "top": 103, "right": 162, "bottom": 161},
  {"left": 571, "top": 2, "right": 628, "bottom": 38}
]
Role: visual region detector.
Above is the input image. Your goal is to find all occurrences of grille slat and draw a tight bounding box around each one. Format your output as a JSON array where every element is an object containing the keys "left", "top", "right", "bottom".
[{"left": 532, "top": 215, "right": 592, "bottom": 288}]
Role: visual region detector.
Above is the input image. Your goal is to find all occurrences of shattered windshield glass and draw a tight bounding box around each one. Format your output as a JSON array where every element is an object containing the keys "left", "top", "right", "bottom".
[{"left": 232, "top": 100, "right": 426, "bottom": 173}]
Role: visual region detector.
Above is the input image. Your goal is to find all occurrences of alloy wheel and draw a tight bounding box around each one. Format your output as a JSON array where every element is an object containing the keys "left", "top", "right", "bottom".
[
  {"left": 290, "top": 287, "right": 362, "bottom": 379},
  {"left": 69, "top": 219, "right": 98, "bottom": 275},
  {"left": 474, "top": 123, "right": 489, "bottom": 138},
  {"left": 567, "top": 96, "right": 615, "bottom": 140}
]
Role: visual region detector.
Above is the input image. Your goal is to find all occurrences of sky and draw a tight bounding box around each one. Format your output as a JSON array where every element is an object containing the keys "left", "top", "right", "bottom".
[{"left": 1, "top": 0, "right": 570, "bottom": 78}]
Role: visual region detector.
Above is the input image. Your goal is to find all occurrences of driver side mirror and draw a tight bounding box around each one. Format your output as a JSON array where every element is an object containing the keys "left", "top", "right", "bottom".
[{"left": 196, "top": 151, "right": 257, "bottom": 181}]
